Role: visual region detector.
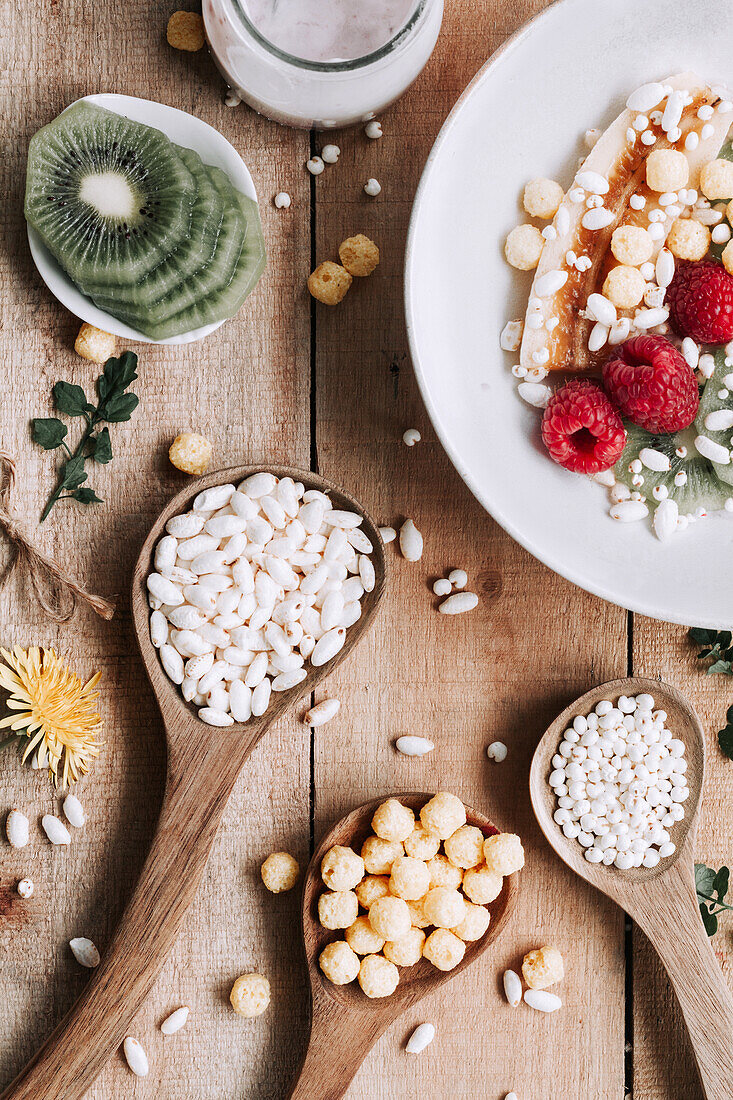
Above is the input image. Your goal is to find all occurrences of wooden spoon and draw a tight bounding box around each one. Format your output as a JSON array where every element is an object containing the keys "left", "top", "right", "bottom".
[
  {"left": 1, "top": 465, "right": 386, "bottom": 1100},
  {"left": 530, "top": 676, "right": 733, "bottom": 1100},
  {"left": 287, "top": 792, "right": 519, "bottom": 1100}
]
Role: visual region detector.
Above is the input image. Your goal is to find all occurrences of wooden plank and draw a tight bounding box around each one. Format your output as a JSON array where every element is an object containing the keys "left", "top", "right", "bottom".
[
  {"left": 312, "top": 2, "right": 628, "bottom": 1095},
  {"left": 0, "top": 2, "right": 312, "bottom": 1096},
  {"left": 632, "top": 619, "right": 733, "bottom": 1100}
]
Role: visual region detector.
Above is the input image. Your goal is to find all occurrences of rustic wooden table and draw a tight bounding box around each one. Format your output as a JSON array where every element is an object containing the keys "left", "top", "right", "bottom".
[{"left": 1, "top": 0, "right": 731, "bottom": 1096}]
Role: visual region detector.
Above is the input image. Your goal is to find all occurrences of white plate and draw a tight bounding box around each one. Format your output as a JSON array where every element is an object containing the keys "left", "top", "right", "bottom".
[
  {"left": 406, "top": 0, "right": 733, "bottom": 628},
  {"left": 27, "top": 93, "right": 258, "bottom": 346}
]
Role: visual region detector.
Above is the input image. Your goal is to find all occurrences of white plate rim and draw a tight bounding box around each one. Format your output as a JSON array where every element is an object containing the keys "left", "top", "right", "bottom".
[
  {"left": 404, "top": 0, "right": 730, "bottom": 629},
  {"left": 26, "top": 92, "right": 258, "bottom": 346}
]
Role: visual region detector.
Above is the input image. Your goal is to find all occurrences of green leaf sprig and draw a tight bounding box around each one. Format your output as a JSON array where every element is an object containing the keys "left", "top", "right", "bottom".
[
  {"left": 695, "top": 863, "right": 733, "bottom": 936},
  {"left": 688, "top": 628, "right": 733, "bottom": 676},
  {"left": 717, "top": 705, "right": 733, "bottom": 761},
  {"left": 31, "top": 352, "right": 139, "bottom": 521}
]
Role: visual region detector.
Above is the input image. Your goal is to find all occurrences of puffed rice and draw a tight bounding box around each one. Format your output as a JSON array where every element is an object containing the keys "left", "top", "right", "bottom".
[
  {"left": 70, "top": 937, "right": 100, "bottom": 968},
  {"left": 6, "top": 809, "right": 29, "bottom": 848},
  {"left": 161, "top": 1006, "right": 190, "bottom": 1034},
  {"left": 395, "top": 735, "right": 435, "bottom": 756},
  {"left": 406, "top": 1023, "right": 436, "bottom": 1053},
  {"left": 123, "top": 1037, "right": 149, "bottom": 1077}
]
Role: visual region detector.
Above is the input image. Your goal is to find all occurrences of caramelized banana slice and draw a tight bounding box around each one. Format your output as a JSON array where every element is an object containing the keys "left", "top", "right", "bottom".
[{"left": 520, "top": 73, "right": 731, "bottom": 375}]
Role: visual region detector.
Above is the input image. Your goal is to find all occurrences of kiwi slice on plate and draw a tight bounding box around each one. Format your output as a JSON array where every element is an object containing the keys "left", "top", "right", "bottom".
[
  {"left": 82, "top": 146, "right": 226, "bottom": 310},
  {"left": 614, "top": 422, "right": 732, "bottom": 517},
  {"left": 25, "top": 101, "right": 196, "bottom": 288},
  {"left": 96, "top": 169, "right": 265, "bottom": 339},
  {"left": 695, "top": 348, "right": 733, "bottom": 485}
]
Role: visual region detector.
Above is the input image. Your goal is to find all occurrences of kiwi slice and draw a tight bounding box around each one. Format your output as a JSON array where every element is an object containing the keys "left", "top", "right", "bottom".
[
  {"left": 137, "top": 187, "right": 266, "bottom": 340},
  {"left": 614, "top": 422, "right": 732, "bottom": 516},
  {"left": 695, "top": 347, "right": 733, "bottom": 485},
  {"left": 25, "top": 102, "right": 196, "bottom": 287},
  {"left": 96, "top": 170, "right": 265, "bottom": 339},
  {"left": 82, "top": 146, "right": 226, "bottom": 309}
]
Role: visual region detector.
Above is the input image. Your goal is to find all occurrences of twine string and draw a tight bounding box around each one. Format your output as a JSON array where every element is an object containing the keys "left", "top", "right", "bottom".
[{"left": 0, "top": 452, "right": 115, "bottom": 623}]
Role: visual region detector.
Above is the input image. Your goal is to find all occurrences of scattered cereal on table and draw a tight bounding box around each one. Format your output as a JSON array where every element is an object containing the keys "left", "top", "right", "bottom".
[
  {"left": 168, "top": 432, "right": 213, "bottom": 476},
  {"left": 321, "top": 144, "right": 340, "bottom": 164},
  {"left": 364, "top": 177, "right": 382, "bottom": 197},
  {"left": 229, "top": 973, "right": 271, "bottom": 1017},
  {"left": 522, "top": 945, "right": 565, "bottom": 989},
  {"left": 261, "top": 851, "right": 300, "bottom": 893},
  {"left": 274, "top": 192, "right": 291, "bottom": 209},
  {"left": 166, "top": 10, "right": 205, "bottom": 51},
  {"left": 74, "top": 323, "right": 116, "bottom": 364},
  {"left": 365, "top": 120, "right": 383, "bottom": 139},
  {"left": 338, "top": 234, "right": 380, "bottom": 277},
  {"left": 308, "top": 261, "right": 352, "bottom": 304}
]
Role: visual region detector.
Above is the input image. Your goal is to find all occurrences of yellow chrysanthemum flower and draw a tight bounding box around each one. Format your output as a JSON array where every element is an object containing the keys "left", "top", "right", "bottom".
[{"left": 0, "top": 646, "right": 102, "bottom": 787}]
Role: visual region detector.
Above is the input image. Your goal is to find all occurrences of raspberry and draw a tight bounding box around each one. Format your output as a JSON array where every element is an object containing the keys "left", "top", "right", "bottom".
[
  {"left": 541, "top": 380, "right": 626, "bottom": 474},
  {"left": 602, "top": 335, "right": 699, "bottom": 433},
  {"left": 666, "top": 259, "right": 733, "bottom": 343}
]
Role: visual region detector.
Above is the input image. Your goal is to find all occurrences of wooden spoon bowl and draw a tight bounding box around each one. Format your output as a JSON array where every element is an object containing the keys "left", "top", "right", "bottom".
[
  {"left": 1, "top": 465, "right": 386, "bottom": 1100},
  {"left": 530, "top": 676, "right": 733, "bottom": 1100},
  {"left": 288, "top": 793, "right": 519, "bottom": 1100}
]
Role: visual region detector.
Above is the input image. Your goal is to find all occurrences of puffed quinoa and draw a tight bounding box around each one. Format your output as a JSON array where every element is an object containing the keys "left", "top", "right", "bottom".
[
  {"left": 260, "top": 851, "right": 299, "bottom": 893},
  {"left": 602, "top": 265, "right": 646, "bottom": 309},
  {"left": 355, "top": 874, "right": 391, "bottom": 908},
  {"left": 368, "top": 895, "right": 411, "bottom": 941},
  {"left": 610, "top": 225, "right": 653, "bottom": 267},
  {"left": 307, "top": 261, "right": 352, "bottom": 305},
  {"left": 359, "top": 953, "right": 399, "bottom": 998},
  {"left": 504, "top": 224, "right": 544, "bottom": 271},
  {"left": 420, "top": 792, "right": 466, "bottom": 840},
  {"left": 443, "top": 825, "right": 485, "bottom": 869},
  {"left": 483, "top": 833, "right": 526, "bottom": 876},
  {"left": 169, "top": 432, "right": 213, "bottom": 476},
  {"left": 372, "top": 798, "right": 415, "bottom": 843},
  {"left": 452, "top": 901, "right": 491, "bottom": 941},
  {"left": 321, "top": 845, "right": 365, "bottom": 891},
  {"left": 229, "top": 973, "right": 271, "bottom": 1017},
  {"left": 338, "top": 234, "right": 380, "bottom": 277},
  {"left": 645, "top": 149, "right": 689, "bottom": 192},
  {"left": 406, "top": 897, "right": 431, "bottom": 928},
  {"left": 522, "top": 945, "right": 565, "bottom": 989},
  {"left": 462, "top": 865, "right": 503, "bottom": 904},
  {"left": 389, "top": 855, "right": 431, "bottom": 900},
  {"left": 361, "top": 836, "right": 404, "bottom": 875},
  {"left": 722, "top": 239, "right": 733, "bottom": 276},
  {"left": 426, "top": 853, "right": 464, "bottom": 890},
  {"left": 666, "top": 217, "right": 711, "bottom": 261},
  {"left": 423, "top": 928, "right": 466, "bottom": 972},
  {"left": 404, "top": 822, "right": 441, "bottom": 861},
  {"left": 383, "top": 927, "right": 426, "bottom": 966},
  {"left": 700, "top": 158, "right": 733, "bottom": 199},
  {"left": 346, "top": 915, "right": 385, "bottom": 955},
  {"left": 423, "top": 886, "right": 467, "bottom": 929},
  {"left": 318, "top": 889, "right": 359, "bottom": 930},
  {"left": 319, "top": 940, "right": 360, "bottom": 984},
  {"left": 523, "top": 178, "right": 564, "bottom": 219},
  {"left": 166, "top": 10, "right": 205, "bottom": 50},
  {"left": 74, "top": 323, "right": 116, "bottom": 364}
]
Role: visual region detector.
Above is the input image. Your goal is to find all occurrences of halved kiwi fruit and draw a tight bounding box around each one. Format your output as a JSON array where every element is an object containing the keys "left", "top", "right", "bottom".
[{"left": 25, "top": 102, "right": 197, "bottom": 287}]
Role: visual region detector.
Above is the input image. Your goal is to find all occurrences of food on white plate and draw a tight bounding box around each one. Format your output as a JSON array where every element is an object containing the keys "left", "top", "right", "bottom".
[
  {"left": 549, "top": 693, "right": 688, "bottom": 869},
  {"left": 25, "top": 102, "right": 265, "bottom": 340},
  {"left": 147, "top": 473, "right": 376, "bottom": 725},
  {"left": 501, "top": 74, "right": 733, "bottom": 539},
  {"left": 317, "top": 795, "right": 524, "bottom": 997}
]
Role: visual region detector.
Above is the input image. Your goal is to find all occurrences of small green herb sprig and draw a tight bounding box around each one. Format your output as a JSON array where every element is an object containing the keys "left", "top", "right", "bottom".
[
  {"left": 695, "top": 863, "right": 732, "bottom": 936},
  {"left": 31, "top": 352, "right": 139, "bottom": 521},
  {"left": 688, "top": 628, "right": 733, "bottom": 677}
]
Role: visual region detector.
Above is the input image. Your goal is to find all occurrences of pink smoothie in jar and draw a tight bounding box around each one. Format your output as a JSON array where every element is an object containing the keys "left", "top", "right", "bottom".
[{"left": 203, "top": 0, "right": 444, "bottom": 128}]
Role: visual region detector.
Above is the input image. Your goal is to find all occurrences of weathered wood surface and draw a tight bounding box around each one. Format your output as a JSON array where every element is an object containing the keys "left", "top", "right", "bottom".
[{"left": 0, "top": 0, "right": 728, "bottom": 1096}]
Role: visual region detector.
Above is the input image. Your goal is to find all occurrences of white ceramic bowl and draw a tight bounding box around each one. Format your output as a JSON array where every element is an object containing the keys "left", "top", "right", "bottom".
[
  {"left": 26, "top": 93, "right": 259, "bottom": 346},
  {"left": 406, "top": 0, "right": 733, "bottom": 628}
]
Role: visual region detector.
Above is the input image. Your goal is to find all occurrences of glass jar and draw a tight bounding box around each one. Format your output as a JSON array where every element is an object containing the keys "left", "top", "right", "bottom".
[{"left": 203, "top": 0, "right": 444, "bottom": 129}]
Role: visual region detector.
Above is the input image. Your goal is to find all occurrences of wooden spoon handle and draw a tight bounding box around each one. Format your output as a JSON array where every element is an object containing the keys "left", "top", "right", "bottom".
[
  {"left": 0, "top": 735, "right": 251, "bottom": 1100},
  {"left": 633, "top": 859, "right": 733, "bottom": 1099},
  {"left": 286, "top": 993, "right": 388, "bottom": 1100}
]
